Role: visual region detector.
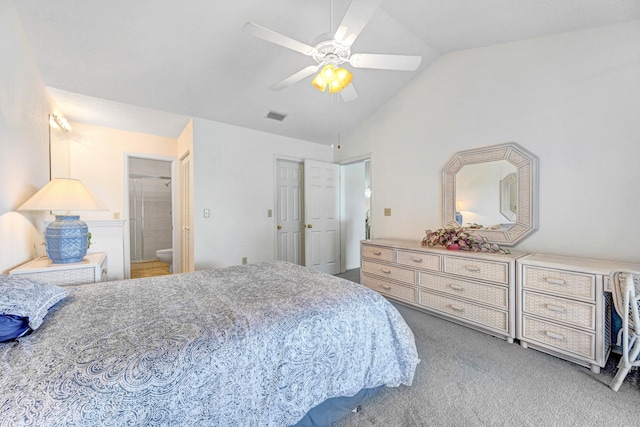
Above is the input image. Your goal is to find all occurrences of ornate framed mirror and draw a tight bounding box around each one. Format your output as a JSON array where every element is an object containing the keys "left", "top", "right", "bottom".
[{"left": 442, "top": 142, "right": 538, "bottom": 246}]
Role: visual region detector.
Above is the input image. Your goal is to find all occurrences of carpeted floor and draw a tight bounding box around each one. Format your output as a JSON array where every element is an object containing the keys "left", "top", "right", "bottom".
[{"left": 332, "top": 301, "right": 640, "bottom": 426}]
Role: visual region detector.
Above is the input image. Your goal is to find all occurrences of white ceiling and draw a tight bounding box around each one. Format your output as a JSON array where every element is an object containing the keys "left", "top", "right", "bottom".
[{"left": 16, "top": 0, "right": 640, "bottom": 143}]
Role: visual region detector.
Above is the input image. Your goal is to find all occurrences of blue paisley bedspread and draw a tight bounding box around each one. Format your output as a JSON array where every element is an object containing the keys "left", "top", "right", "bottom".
[{"left": 0, "top": 261, "right": 419, "bottom": 426}]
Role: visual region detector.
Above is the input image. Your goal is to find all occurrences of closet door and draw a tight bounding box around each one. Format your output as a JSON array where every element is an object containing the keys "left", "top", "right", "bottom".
[
  {"left": 179, "top": 152, "right": 194, "bottom": 273},
  {"left": 275, "top": 159, "right": 304, "bottom": 265},
  {"left": 304, "top": 160, "right": 340, "bottom": 275}
]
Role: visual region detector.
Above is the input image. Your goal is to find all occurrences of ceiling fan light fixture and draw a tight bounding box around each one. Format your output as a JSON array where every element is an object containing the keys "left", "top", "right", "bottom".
[
  {"left": 333, "top": 67, "right": 353, "bottom": 92},
  {"left": 313, "top": 64, "right": 353, "bottom": 93},
  {"left": 312, "top": 72, "right": 328, "bottom": 92},
  {"left": 322, "top": 64, "right": 337, "bottom": 80}
]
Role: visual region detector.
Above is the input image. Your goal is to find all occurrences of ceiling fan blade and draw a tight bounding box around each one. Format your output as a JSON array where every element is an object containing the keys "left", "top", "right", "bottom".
[
  {"left": 349, "top": 53, "right": 422, "bottom": 71},
  {"left": 269, "top": 65, "right": 319, "bottom": 91},
  {"left": 243, "top": 22, "right": 317, "bottom": 56},
  {"left": 334, "top": 0, "right": 382, "bottom": 47},
  {"left": 340, "top": 83, "right": 358, "bottom": 102}
]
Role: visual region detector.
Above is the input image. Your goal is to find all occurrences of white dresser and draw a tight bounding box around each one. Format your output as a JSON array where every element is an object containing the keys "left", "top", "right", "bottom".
[
  {"left": 361, "top": 239, "right": 526, "bottom": 343},
  {"left": 9, "top": 252, "right": 108, "bottom": 286},
  {"left": 517, "top": 253, "right": 640, "bottom": 373}
]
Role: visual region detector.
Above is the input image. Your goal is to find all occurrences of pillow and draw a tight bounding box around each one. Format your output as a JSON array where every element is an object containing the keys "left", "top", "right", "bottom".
[
  {"left": 0, "top": 314, "right": 30, "bottom": 342},
  {"left": 0, "top": 274, "right": 68, "bottom": 332}
]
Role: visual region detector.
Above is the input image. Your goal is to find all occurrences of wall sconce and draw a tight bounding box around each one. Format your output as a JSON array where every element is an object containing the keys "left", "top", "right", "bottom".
[{"left": 49, "top": 114, "right": 72, "bottom": 132}]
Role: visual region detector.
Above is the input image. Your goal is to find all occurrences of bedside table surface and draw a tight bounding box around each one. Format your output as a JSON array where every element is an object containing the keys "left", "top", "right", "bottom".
[
  {"left": 9, "top": 253, "right": 108, "bottom": 286},
  {"left": 10, "top": 252, "right": 107, "bottom": 273}
]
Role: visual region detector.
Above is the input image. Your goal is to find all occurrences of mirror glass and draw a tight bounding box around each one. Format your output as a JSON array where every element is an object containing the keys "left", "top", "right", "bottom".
[
  {"left": 455, "top": 160, "right": 517, "bottom": 227},
  {"left": 442, "top": 142, "right": 538, "bottom": 246},
  {"left": 499, "top": 172, "right": 517, "bottom": 222}
]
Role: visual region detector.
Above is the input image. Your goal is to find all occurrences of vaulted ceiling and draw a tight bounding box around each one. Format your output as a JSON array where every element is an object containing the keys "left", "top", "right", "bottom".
[{"left": 16, "top": 0, "right": 639, "bottom": 143}]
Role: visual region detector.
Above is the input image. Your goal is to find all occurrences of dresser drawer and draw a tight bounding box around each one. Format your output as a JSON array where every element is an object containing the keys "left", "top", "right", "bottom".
[
  {"left": 397, "top": 250, "right": 441, "bottom": 271},
  {"left": 361, "top": 260, "right": 416, "bottom": 285},
  {"left": 443, "top": 255, "right": 509, "bottom": 284},
  {"left": 361, "top": 245, "right": 395, "bottom": 262},
  {"left": 419, "top": 290, "right": 508, "bottom": 333},
  {"left": 362, "top": 274, "right": 417, "bottom": 303},
  {"left": 523, "top": 291, "right": 595, "bottom": 330},
  {"left": 521, "top": 316, "right": 595, "bottom": 359},
  {"left": 420, "top": 272, "right": 508, "bottom": 309},
  {"left": 522, "top": 266, "right": 595, "bottom": 302}
]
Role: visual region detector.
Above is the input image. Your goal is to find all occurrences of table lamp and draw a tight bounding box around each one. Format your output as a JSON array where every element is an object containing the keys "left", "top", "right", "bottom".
[{"left": 19, "top": 178, "right": 106, "bottom": 263}]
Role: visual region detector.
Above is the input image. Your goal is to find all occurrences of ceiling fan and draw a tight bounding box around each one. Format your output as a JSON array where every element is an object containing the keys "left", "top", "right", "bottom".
[{"left": 243, "top": 0, "right": 422, "bottom": 102}]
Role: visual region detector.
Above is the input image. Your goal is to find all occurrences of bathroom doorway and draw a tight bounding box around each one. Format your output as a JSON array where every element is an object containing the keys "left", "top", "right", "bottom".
[{"left": 127, "top": 156, "right": 175, "bottom": 278}]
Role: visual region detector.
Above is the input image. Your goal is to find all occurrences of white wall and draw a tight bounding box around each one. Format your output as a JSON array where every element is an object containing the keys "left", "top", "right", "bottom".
[
  {"left": 336, "top": 21, "right": 640, "bottom": 264},
  {"left": 0, "top": 1, "right": 57, "bottom": 273},
  {"left": 191, "top": 118, "right": 334, "bottom": 269},
  {"left": 68, "top": 122, "right": 177, "bottom": 219}
]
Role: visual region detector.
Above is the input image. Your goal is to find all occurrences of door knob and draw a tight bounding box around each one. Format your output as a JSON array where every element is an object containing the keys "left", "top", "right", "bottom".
[
  {"left": 277, "top": 225, "right": 282, "bottom": 229},
  {"left": 307, "top": 224, "right": 313, "bottom": 228}
]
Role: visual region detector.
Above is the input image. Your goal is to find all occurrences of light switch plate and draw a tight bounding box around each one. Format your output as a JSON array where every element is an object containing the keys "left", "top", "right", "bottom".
[
  {"left": 384, "top": 208, "right": 391, "bottom": 216},
  {"left": 204, "top": 209, "right": 210, "bottom": 218}
]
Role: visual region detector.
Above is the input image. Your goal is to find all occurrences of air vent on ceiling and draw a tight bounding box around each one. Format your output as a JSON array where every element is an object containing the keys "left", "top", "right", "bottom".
[{"left": 266, "top": 111, "right": 287, "bottom": 122}]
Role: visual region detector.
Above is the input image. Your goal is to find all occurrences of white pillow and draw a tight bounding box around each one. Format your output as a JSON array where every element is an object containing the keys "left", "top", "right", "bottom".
[{"left": 0, "top": 275, "right": 68, "bottom": 330}]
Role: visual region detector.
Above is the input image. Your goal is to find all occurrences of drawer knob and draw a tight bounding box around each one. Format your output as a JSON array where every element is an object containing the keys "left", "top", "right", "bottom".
[
  {"left": 545, "top": 277, "right": 566, "bottom": 285},
  {"left": 448, "top": 284, "right": 464, "bottom": 292},
  {"left": 381, "top": 284, "right": 391, "bottom": 291},
  {"left": 449, "top": 304, "right": 465, "bottom": 312},
  {"left": 465, "top": 265, "right": 481, "bottom": 272},
  {"left": 546, "top": 304, "right": 567, "bottom": 314},
  {"left": 373, "top": 251, "right": 382, "bottom": 256},
  {"left": 411, "top": 257, "right": 423, "bottom": 263},
  {"left": 380, "top": 268, "right": 392, "bottom": 274},
  {"left": 545, "top": 331, "right": 566, "bottom": 341}
]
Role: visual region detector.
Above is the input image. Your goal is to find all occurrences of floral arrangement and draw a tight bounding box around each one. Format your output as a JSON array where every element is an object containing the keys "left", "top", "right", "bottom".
[{"left": 421, "top": 227, "right": 510, "bottom": 254}]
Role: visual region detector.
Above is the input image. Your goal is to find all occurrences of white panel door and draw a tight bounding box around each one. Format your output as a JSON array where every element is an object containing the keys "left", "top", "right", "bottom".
[
  {"left": 275, "top": 160, "right": 304, "bottom": 265},
  {"left": 304, "top": 160, "right": 340, "bottom": 274}
]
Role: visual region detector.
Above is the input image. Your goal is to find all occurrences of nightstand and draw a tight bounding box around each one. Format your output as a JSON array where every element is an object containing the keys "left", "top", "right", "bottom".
[{"left": 9, "top": 252, "right": 108, "bottom": 286}]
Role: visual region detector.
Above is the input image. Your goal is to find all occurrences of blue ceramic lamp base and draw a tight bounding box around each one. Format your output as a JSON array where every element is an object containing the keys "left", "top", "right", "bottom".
[
  {"left": 45, "top": 215, "right": 89, "bottom": 263},
  {"left": 455, "top": 211, "right": 463, "bottom": 226}
]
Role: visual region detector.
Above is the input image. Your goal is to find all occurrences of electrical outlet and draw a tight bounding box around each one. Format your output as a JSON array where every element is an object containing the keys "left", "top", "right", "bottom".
[
  {"left": 384, "top": 208, "right": 392, "bottom": 216},
  {"left": 242, "top": 257, "right": 247, "bottom": 265}
]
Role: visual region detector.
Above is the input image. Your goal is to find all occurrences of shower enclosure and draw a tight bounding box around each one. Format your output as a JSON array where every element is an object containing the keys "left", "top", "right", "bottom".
[{"left": 129, "top": 158, "right": 172, "bottom": 262}]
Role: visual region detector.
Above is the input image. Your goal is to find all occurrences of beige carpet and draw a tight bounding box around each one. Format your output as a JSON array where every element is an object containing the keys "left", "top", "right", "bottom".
[{"left": 334, "top": 303, "right": 640, "bottom": 427}]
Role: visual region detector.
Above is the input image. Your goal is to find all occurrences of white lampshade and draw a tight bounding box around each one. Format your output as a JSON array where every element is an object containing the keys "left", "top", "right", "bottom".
[
  {"left": 18, "top": 178, "right": 106, "bottom": 212},
  {"left": 18, "top": 178, "right": 106, "bottom": 263}
]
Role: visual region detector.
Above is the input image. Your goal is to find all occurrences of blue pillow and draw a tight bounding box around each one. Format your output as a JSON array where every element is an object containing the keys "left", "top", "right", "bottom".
[
  {"left": 0, "top": 314, "right": 30, "bottom": 342},
  {"left": 0, "top": 274, "right": 67, "bottom": 331}
]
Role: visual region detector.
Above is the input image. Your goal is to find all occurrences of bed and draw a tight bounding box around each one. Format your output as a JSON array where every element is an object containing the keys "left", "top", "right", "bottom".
[{"left": 1, "top": 261, "right": 419, "bottom": 426}]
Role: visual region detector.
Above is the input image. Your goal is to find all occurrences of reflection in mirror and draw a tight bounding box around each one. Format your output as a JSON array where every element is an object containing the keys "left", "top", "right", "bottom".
[
  {"left": 500, "top": 172, "right": 517, "bottom": 222},
  {"left": 456, "top": 160, "right": 517, "bottom": 227},
  {"left": 442, "top": 142, "right": 538, "bottom": 246},
  {"left": 49, "top": 114, "right": 71, "bottom": 179}
]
